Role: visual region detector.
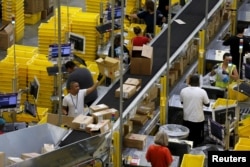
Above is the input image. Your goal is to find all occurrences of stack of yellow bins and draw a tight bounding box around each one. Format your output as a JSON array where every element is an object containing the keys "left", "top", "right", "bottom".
[
  {"left": 86, "top": 0, "right": 109, "bottom": 13},
  {"left": 1, "top": 45, "right": 38, "bottom": 102},
  {"left": 0, "top": 61, "right": 18, "bottom": 93},
  {"left": 26, "top": 55, "right": 54, "bottom": 112},
  {"left": 1, "top": 0, "right": 25, "bottom": 42},
  {"left": 71, "top": 12, "right": 100, "bottom": 61}
]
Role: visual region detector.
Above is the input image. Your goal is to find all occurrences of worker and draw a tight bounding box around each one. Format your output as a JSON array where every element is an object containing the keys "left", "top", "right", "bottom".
[
  {"left": 128, "top": 0, "right": 166, "bottom": 35},
  {"left": 65, "top": 61, "right": 98, "bottom": 106},
  {"left": 131, "top": 26, "right": 151, "bottom": 46},
  {"left": 157, "top": 0, "right": 170, "bottom": 18},
  {"left": 0, "top": 118, "right": 6, "bottom": 135},
  {"left": 210, "top": 53, "right": 239, "bottom": 89},
  {"left": 223, "top": 24, "right": 250, "bottom": 78},
  {"left": 146, "top": 131, "right": 173, "bottom": 167},
  {"left": 108, "top": 34, "right": 130, "bottom": 64},
  {"left": 62, "top": 74, "right": 103, "bottom": 117},
  {"left": 180, "top": 74, "right": 210, "bottom": 147}
]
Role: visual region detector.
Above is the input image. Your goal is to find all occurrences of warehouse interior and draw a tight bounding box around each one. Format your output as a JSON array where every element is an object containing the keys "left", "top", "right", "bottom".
[{"left": 0, "top": 0, "right": 250, "bottom": 166}]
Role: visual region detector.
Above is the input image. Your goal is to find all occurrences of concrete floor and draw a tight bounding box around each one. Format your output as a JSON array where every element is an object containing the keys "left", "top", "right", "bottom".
[{"left": 0, "top": 0, "right": 85, "bottom": 60}]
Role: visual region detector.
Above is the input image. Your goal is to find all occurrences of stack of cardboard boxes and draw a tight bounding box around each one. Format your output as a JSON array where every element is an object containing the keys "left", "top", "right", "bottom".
[
  {"left": 115, "top": 78, "right": 141, "bottom": 99},
  {"left": 46, "top": 103, "right": 119, "bottom": 135}
]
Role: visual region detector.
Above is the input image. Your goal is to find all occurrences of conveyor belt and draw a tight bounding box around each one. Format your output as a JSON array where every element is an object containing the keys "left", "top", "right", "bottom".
[{"left": 97, "top": 0, "right": 221, "bottom": 111}]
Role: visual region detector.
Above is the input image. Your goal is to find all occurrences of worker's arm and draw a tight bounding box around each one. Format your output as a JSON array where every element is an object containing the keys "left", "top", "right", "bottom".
[
  {"left": 230, "top": 66, "right": 239, "bottom": 81},
  {"left": 86, "top": 74, "right": 104, "bottom": 95},
  {"left": 129, "top": 13, "right": 138, "bottom": 19}
]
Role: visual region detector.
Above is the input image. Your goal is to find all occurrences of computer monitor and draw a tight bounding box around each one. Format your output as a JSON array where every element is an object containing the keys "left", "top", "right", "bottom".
[
  {"left": 212, "top": 107, "right": 236, "bottom": 125},
  {"left": 49, "top": 43, "right": 72, "bottom": 58},
  {"left": 69, "top": 32, "right": 86, "bottom": 53},
  {"left": 29, "top": 76, "right": 40, "bottom": 103},
  {"left": 0, "top": 93, "right": 18, "bottom": 109},
  {"left": 107, "top": 7, "right": 122, "bottom": 20}
]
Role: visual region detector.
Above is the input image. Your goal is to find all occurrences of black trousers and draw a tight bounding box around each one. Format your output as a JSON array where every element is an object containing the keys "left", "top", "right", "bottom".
[{"left": 183, "top": 120, "right": 204, "bottom": 147}]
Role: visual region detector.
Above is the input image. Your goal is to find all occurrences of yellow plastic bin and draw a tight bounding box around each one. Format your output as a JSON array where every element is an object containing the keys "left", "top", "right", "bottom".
[
  {"left": 234, "top": 143, "right": 250, "bottom": 151},
  {"left": 212, "top": 98, "right": 237, "bottom": 109},
  {"left": 181, "top": 154, "right": 205, "bottom": 167}
]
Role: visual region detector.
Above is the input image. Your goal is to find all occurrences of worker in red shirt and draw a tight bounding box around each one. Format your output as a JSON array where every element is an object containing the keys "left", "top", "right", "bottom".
[
  {"left": 146, "top": 131, "right": 173, "bottom": 167},
  {"left": 0, "top": 118, "right": 6, "bottom": 135},
  {"left": 131, "top": 26, "right": 151, "bottom": 46}
]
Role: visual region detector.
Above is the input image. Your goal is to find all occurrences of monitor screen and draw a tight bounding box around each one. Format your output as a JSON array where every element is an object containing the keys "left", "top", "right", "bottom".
[
  {"left": 0, "top": 93, "right": 18, "bottom": 109},
  {"left": 49, "top": 43, "right": 72, "bottom": 58},
  {"left": 30, "top": 76, "right": 40, "bottom": 102},
  {"left": 107, "top": 7, "right": 122, "bottom": 20}
]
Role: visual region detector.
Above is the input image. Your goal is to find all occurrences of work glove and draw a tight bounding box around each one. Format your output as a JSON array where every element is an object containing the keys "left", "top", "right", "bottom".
[{"left": 222, "top": 76, "right": 229, "bottom": 83}]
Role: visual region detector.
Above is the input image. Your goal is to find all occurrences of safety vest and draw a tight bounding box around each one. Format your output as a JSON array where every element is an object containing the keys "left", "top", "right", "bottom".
[{"left": 215, "top": 63, "right": 236, "bottom": 88}]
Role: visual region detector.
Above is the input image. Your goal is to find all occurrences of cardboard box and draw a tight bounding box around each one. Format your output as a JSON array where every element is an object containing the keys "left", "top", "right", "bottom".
[
  {"left": 144, "top": 85, "right": 158, "bottom": 102},
  {"left": 21, "top": 153, "right": 41, "bottom": 160},
  {"left": 124, "top": 133, "right": 147, "bottom": 150},
  {"left": 24, "top": 0, "right": 44, "bottom": 14},
  {"left": 115, "top": 84, "right": 137, "bottom": 99},
  {"left": 0, "top": 23, "right": 14, "bottom": 50},
  {"left": 130, "top": 45, "right": 153, "bottom": 75},
  {"left": 86, "top": 120, "right": 111, "bottom": 134},
  {"left": 136, "top": 101, "right": 155, "bottom": 115},
  {"left": 130, "top": 114, "right": 148, "bottom": 125},
  {"left": 124, "top": 78, "right": 142, "bottom": 89},
  {"left": 0, "top": 152, "right": 5, "bottom": 167},
  {"left": 123, "top": 121, "right": 133, "bottom": 136},
  {"left": 7, "top": 157, "right": 23, "bottom": 165},
  {"left": 96, "top": 57, "right": 120, "bottom": 79},
  {"left": 89, "top": 104, "right": 109, "bottom": 113},
  {"left": 46, "top": 113, "right": 74, "bottom": 128},
  {"left": 174, "top": 57, "right": 184, "bottom": 76},
  {"left": 92, "top": 108, "right": 119, "bottom": 123},
  {"left": 72, "top": 115, "right": 94, "bottom": 130}
]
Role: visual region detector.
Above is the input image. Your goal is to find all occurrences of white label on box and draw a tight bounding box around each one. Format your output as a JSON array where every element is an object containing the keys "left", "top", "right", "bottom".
[
  {"left": 80, "top": 123, "right": 86, "bottom": 129},
  {"left": 104, "top": 68, "right": 109, "bottom": 76},
  {"left": 123, "top": 92, "right": 128, "bottom": 98},
  {"left": 98, "top": 116, "right": 103, "bottom": 122}
]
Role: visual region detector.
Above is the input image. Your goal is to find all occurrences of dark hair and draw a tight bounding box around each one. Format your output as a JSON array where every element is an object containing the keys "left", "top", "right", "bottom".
[
  {"left": 114, "top": 34, "right": 121, "bottom": 47},
  {"left": 189, "top": 74, "right": 200, "bottom": 86},
  {"left": 223, "top": 52, "right": 231, "bottom": 60},
  {"left": 237, "top": 24, "right": 245, "bottom": 34},
  {"left": 145, "top": 0, "right": 154, "bottom": 12},
  {"left": 133, "top": 26, "right": 141, "bottom": 35},
  {"left": 65, "top": 61, "right": 76, "bottom": 69}
]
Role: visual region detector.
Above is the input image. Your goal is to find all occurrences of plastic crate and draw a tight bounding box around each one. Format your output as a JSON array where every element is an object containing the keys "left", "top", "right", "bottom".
[
  {"left": 234, "top": 143, "right": 250, "bottom": 151},
  {"left": 181, "top": 154, "right": 205, "bottom": 167},
  {"left": 25, "top": 12, "right": 41, "bottom": 25},
  {"left": 15, "top": 106, "right": 48, "bottom": 123},
  {"left": 238, "top": 137, "right": 250, "bottom": 145},
  {"left": 212, "top": 98, "right": 237, "bottom": 109},
  {"left": 238, "top": 124, "right": 250, "bottom": 138}
]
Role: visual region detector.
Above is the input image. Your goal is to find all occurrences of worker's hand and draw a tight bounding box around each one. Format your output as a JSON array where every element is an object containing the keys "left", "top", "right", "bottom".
[{"left": 97, "top": 73, "right": 104, "bottom": 81}]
